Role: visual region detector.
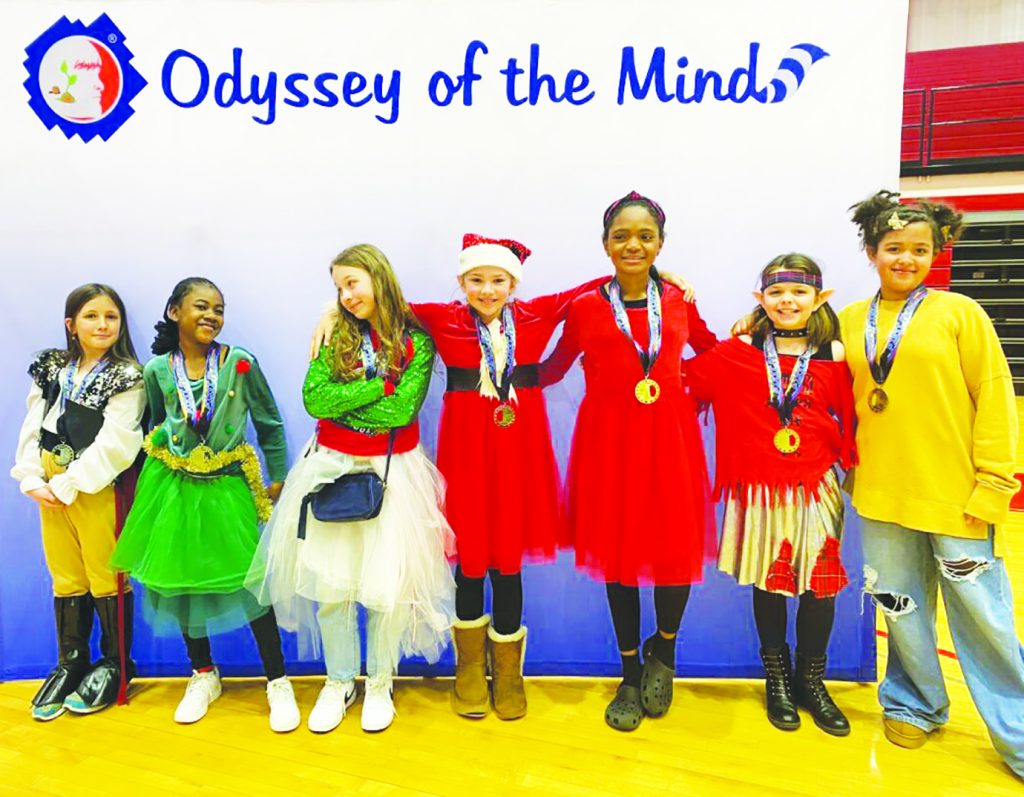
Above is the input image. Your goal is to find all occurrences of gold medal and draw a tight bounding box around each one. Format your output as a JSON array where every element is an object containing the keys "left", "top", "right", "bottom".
[
  {"left": 493, "top": 402, "right": 516, "bottom": 427},
  {"left": 52, "top": 442, "right": 75, "bottom": 467},
  {"left": 868, "top": 387, "right": 889, "bottom": 413},
  {"left": 773, "top": 427, "right": 801, "bottom": 454},
  {"left": 635, "top": 378, "right": 660, "bottom": 404}
]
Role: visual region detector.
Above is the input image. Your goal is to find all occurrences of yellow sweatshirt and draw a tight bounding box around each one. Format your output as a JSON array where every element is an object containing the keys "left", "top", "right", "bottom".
[{"left": 840, "top": 290, "right": 1020, "bottom": 549}]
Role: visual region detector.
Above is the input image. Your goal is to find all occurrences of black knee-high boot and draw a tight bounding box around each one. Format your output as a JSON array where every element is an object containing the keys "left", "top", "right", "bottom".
[
  {"left": 65, "top": 592, "right": 135, "bottom": 713},
  {"left": 31, "top": 595, "right": 94, "bottom": 720}
]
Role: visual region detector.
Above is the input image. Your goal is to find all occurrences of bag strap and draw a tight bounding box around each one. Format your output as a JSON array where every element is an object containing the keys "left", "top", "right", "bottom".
[
  {"left": 297, "top": 494, "right": 312, "bottom": 540},
  {"left": 382, "top": 429, "right": 396, "bottom": 485}
]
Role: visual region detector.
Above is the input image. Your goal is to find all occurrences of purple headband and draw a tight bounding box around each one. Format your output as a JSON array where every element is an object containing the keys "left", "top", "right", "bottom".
[
  {"left": 603, "top": 190, "right": 666, "bottom": 229},
  {"left": 761, "top": 270, "right": 823, "bottom": 290}
]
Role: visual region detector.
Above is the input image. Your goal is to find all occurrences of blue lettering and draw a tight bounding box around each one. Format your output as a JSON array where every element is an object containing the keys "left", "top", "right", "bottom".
[
  {"left": 373, "top": 72, "right": 401, "bottom": 125},
  {"left": 728, "top": 43, "right": 768, "bottom": 102},
  {"left": 501, "top": 47, "right": 593, "bottom": 107},
  {"left": 689, "top": 69, "right": 726, "bottom": 102},
  {"left": 162, "top": 49, "right": 209, "bottom": 108},
  {"left": 429, "top": 40, "right": 487, "bottom": 107},
  {"left": 314, "top": 73, "right": 339, "bottom": 107},
  {"left": 428, "top": 70, "right": 459, "bottom": 107},
  {"left": 617, "top": 47, "right": 673, "bottom": 104},
  {"left": 342, "top": 72, "right": 370, "bottom": 107},
  {"left": 526, "top": 44, "right": 561, "bottom": 104},
  {"left": 565, "top": 69, "right": 594, "bottom": 106},
  {"left": 208, "top": 48, "right": 278, "bottom": 125},
  {"left": 213, "top": 47, "right": 246, "bottom": 108},
  {"left": 283, "top": 73, "right": 309, "bottom": 108},
  {"left": 500, "top": 58, "right": 527, "bottom": 106}
]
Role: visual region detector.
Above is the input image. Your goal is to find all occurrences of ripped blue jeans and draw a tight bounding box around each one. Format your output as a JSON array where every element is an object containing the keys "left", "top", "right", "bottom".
[{"left": 861, "top": 517, "right": 1024, "bottom": 777}]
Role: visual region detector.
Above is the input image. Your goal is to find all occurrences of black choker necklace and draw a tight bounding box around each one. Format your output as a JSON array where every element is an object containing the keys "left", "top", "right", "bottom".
[{"left": 772, "top": 328, "right": 808, "bottom": 338}]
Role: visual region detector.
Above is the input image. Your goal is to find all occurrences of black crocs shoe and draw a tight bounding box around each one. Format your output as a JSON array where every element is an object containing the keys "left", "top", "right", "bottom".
[
  {"left": 605, "top": 684, "right": 644, "bottom": 732},
  {"left": 640, "top": 635, "right": 675, "bottom": 717}
]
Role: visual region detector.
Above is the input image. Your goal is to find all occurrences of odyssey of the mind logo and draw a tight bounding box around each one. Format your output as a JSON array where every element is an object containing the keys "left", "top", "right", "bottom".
[{"left": 24, "top": 14, "right": 146, "bottom": 142}]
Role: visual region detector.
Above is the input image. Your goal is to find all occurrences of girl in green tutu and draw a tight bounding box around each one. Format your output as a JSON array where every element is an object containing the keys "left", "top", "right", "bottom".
[{"left": 111, "top": 277, "right": 300, "bottom": 732}]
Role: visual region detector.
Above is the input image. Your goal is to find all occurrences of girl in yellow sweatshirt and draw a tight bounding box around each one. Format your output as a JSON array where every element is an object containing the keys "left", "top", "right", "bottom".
[{"left": 846, "top": 190, "right": 1023, "bottom": 777}]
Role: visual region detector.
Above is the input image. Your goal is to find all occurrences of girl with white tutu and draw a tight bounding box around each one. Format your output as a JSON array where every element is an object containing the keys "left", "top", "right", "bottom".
[{"left": 248, "top": 244, "right": 455, "bottom": 734}]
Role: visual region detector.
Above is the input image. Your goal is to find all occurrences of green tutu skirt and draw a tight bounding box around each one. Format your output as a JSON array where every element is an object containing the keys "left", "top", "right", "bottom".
[{"left": 111, "top": 456, "right": 270, "bottom": 637}]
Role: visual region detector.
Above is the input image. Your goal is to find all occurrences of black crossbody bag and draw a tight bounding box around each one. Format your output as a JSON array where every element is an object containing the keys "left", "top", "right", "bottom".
[{"left": 297, "top": 430, "right": 396, "bottom": 539}]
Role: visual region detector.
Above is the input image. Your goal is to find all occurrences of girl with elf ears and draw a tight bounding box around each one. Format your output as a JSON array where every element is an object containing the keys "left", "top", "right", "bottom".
[
  {"left": 844, "top": 192, "right": 1024, "bottom": 775},
  {"left": 110, "top": 277, "right": 300, "bottom": 732},
  {"left": 686, "top": 254, "right": 856, "bottom": 736},
  {"left": 250, "top": 245, "right": 454, "bottom": 735},
  {"left": 539, "top": 191, "right": 718, "bottom": 731},
  {"left": 309, "top": 235, "right": 694, "bottom": 720},
  {"left": 12, "top": 284, "right": 144, "bottom": 721}
]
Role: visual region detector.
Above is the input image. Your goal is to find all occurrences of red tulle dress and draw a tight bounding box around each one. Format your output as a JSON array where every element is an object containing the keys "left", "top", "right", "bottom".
[
  {"left": 539, "top": 282, "right": 719, "bottom": 586},
  {"left": 412, "top": 278, "right": 602, "bottom": 578}
]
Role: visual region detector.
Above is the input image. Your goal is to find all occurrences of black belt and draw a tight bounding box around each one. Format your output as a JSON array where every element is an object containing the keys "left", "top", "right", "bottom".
[{"left": 445, "top": 364, "right": 539, "bottom": 392}]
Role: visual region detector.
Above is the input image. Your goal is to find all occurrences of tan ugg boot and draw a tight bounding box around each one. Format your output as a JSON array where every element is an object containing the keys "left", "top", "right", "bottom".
[
  {"left": 488, "top": 625, "right": 527, "bottom": 720},
  {"left": 452, "top": 615, "right": 490, "bottom": 718}
]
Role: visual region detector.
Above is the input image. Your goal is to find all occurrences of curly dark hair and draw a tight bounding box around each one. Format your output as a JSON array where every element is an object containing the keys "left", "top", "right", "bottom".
[
  {"left": 850, "top": 190, "right": 964, "bottom": 252},
  {"left": 152, "top": 277, "right": 222, "bottom": 355}
]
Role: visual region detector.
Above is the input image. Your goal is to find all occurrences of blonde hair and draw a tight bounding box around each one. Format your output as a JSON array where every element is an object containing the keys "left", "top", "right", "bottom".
[{"left": 329, "top": 244, "right": 418, "bottom": 380}]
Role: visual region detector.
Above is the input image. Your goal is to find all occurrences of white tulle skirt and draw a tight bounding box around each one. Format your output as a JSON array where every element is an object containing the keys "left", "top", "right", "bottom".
[{"left": 247, "top": 437, "right": 456, "bottom": 665}]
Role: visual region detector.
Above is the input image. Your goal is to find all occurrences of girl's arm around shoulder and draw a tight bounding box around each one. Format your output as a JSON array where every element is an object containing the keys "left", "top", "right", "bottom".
[
  {"left": 538, "top": 299, "right": 584, "bottom": 387},
  {"left": 685, "top": 299, "right": 718, "bottom": 354},
  {"left": 48, "top": 380, "right": 146, "bottom": 505},
  {"left": 233, "top": 348, "right": 288, "bottom": 483},
  {"left": 335, "top": 330, "right": 436, "bottom": 429},
  {"left": 830, "top": 340, "right": 846, "bottom": 362},
  {"left": 521, "top": 276, "right": 606, "bottom": 323}
]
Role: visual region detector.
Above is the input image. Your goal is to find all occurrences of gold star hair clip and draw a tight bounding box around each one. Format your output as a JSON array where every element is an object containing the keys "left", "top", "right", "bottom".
[
  {"left": 940, "top": 224, "right": 952, "bottom": 242},
  {"left": 887, "top": 211, "right": 907, "bottom": 230}
]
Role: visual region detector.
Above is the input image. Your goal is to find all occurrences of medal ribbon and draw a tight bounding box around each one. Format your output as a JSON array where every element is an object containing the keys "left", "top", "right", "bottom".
[
  {"left": 473, "top": 304, "right": 517, "bottom": 402},
  {"left": 609, "top": 278, "right": 662, "bottom": 378},
  {"left": 763, "top": 334, "right": 815, "bottom": 427},
  {"left": 865, "top": 285, "right": 928, "bottom": 386},
  {"left": 61, "top": 357, "right": 111, "bottom": 411},
  {"left": 359, "top": 324, "right": 379, "bottom": 380},
  {"left": 171, "top": 343, "right": 221, "bottom": 429}
]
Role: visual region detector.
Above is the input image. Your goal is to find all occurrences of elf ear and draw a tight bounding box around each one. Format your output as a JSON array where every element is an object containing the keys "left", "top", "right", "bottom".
[
  {"left": 814, "top": 289, "right": 835, "bottom": 310},
  {"left": 753, "top": 290, "right": 766, "bottom": 308}
]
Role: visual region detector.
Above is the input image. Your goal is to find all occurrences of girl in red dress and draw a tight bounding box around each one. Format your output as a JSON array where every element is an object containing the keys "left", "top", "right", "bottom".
[
  {"left": 686, "top": 254, "right": 855, "bottom": 736},
  {"left": 313, "top": 239, "right": 692, "bottom": 720},
  {"left": 540, "top": 192, "right": 718, "bottom": 731}
]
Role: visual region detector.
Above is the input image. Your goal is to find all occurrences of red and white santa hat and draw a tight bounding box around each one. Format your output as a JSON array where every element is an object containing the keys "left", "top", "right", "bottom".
[{"left": 458, "top": 233, "right": 532, "bottom": 282}]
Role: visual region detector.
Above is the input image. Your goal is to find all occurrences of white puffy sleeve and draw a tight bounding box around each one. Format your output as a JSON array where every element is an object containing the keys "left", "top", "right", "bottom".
[{"left": 10, "top": 382, "right": 48, "bottom": 495}]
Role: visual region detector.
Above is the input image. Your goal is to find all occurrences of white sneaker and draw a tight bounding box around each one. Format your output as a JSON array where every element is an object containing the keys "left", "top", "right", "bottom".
[
  {"left": 361, "top": 674, "right": 395, "bottom": 733},
  {"left": 266, "top": 676, "right": 301, "bottom": 733},
  {"left": 174, "top": 668, "right": 222, "bottom": 724},
  {"left": 307, "top": 678, "right": 357, "bottom": 733}
]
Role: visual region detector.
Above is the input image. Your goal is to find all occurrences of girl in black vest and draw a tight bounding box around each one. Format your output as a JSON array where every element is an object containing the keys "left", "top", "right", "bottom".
[{"left": 12, "top": 284, "right": 145, "bottom": 720}]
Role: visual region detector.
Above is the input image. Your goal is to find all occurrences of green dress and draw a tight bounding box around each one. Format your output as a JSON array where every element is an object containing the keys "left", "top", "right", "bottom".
[{"left": 110, "top": 345, "right": 287, "bottom": 637}]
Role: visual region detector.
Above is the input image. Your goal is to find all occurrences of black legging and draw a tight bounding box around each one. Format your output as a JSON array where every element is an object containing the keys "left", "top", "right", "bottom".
[
  {"left": 455, "top": 566, "right": 523, "bottom": 635},
  {"left": 183, "top": 608, "right": 287, "bottom": 681},
  {"left": 605, "top": 583, "right": 691, "bottom": 652},
  {"left": 752, "top": 588, "right": 835, "bottom": 658}
]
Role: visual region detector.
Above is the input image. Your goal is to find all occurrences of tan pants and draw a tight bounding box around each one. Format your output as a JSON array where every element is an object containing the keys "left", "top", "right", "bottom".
[{"left": 40, "top": 451, "right": 122, "bottom": 598}]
